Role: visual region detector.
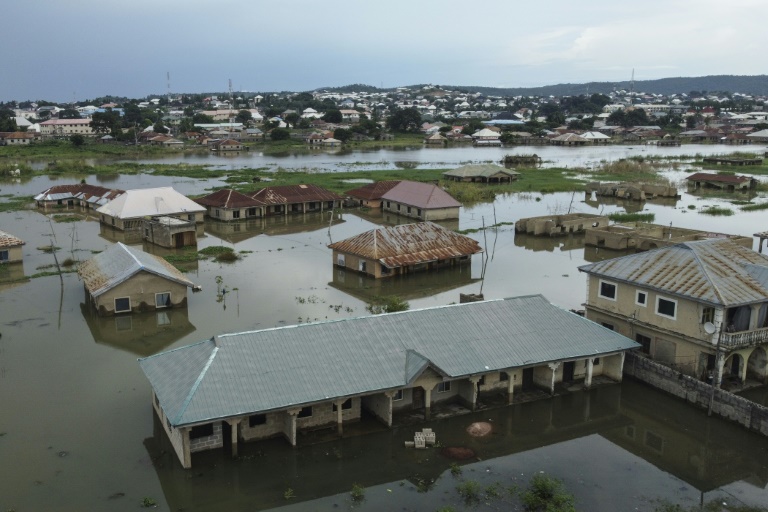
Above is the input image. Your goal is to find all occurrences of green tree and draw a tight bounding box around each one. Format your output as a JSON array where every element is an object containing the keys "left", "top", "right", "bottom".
[
  {"left": 322, "top": 109, "right": 342, "bottom": 123},
  {"left": 235, "top": 110, "right": 253, "bottom": 124},
  {"left": 284, "top": 112, "right": 300, "bottom": 128},
  {"left": 193, "top": 113, "right": 214, "bottom": 124},
  {"left": 0, "top": 108, "right": 16, "bottom": 132},
  {"left": 333, "top": 128, "right": 351, "bottom": 142},
  {"left": 270, "top": 127, "right": 290, "bottom": 141},
  {"left": 386, "top": 107, "right": 421, "bottom": 133},
  {"left": 69, "top": 134, "right": 85, "bottom": 147},
  {"left": 152, "top": 120, "right": 169, "bottom": 134},
  {"left": 59, "top": 108, "right": 81, "bottom": 119},
  {"left": 90, "top": 110, "right": 121, "bottom": 135}
]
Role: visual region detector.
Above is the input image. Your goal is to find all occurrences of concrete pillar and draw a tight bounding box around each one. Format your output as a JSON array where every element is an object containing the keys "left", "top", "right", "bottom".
[
  {"left": 334, "top": 399, "right": 345, "bottom": 436},
  {"left": 424, "top": 388, "right": 432, "bottom": 420},
  {"left": 181, "top": 428, "right": 192, "bottom": 469},
  {"left": 469, "top": 376, "right": 481, "bottom": 411},
  {"left": 227, "top": 419, "right": 239, "bottom": 457},
  {"left": 506, "top": 376, "right": 515, "bottom": 405},
  {"left": 738, "top": 353, "right": 748, "bottom": 384},
  {"left": 383, "top": 391, "right": 396, "bottom": 427},
  {"left": 547, "top": 362, "right": 560, "bottom": 395},
  {"left": 286, "top": 409, "right": 300, "bottom": 446},
  {"left": 585, "top": 358, "right": 594, "bottom": 389},
  {"left": 714, "top": 354, "right": 726, "bottom": 389}
]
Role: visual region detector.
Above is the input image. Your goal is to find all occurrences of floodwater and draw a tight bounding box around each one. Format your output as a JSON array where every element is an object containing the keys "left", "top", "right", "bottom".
[{"left": 2, "top": 146, "right": 768, "bottom": 511}]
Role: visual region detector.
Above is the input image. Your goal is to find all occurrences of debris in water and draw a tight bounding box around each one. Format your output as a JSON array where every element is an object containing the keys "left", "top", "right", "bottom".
[{"left": 466, "top": 421, "right": 492, "bottom": 437}]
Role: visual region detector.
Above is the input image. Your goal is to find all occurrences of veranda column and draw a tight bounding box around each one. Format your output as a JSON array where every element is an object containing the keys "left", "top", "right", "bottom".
[{"left": 547, "top": 362, "right": 561, "bottom": 395}]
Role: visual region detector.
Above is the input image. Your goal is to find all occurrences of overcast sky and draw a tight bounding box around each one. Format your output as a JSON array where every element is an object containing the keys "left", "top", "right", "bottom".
[{"left": 3, "top": 0, "right": 767, "bottom": 102}]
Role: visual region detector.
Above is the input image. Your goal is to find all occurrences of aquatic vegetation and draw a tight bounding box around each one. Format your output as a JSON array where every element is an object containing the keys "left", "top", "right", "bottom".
[
  {"left": 350, "top": 483, "right": 365, "bottom": 502},
  {"left": 700, "top": 206, "right": 734, "bottom": 216},
  {"left": 522, "top": 474, "right": 576, "bottom": 512},
  {"left": 608, "top": 212, "right": 656, "bottom": 223}
]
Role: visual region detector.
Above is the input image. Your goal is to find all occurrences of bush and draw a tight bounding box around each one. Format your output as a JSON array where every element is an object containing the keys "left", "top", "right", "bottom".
[
  {"left": 522, "top": 474, "right": 575, "bottom": 512},
  {"left": 270, "top": 127, "right": 290, "bottom": 141},
  {"left": 350, "top": 483, "right": 365, "bottom": 502}
]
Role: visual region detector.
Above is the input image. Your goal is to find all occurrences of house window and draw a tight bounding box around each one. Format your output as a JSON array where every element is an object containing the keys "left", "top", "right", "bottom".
[
  {"left": 215, "top": 209, "right": 220, "bottom": 217},
  {"left": 417, "top": 209, "right": 422, "bottom": 216},
  {"left": 115, "top": 316, "right": 132, "bottom": 332},
  {"left": 333, "top": 399, "right": 353, "bottom": 411},
  {"left": 0, "top": 250, "right": 7, "bottom": 262},
  {"left": 656, "top": 296, "right": 677, "bottom": 319},
  {"left": 359, "top": 261, "right": 367, "bottom": 273},
  {"left": 297, "top": 406, "right": 312, "bottom": 418},
  {"left": 114, "top": 297, "right": 131, "bottom": 313},
  {"left": 594, "top": 357, "right": 600, "bottom": 365},
  {"left": 232, "top": 210, "right": 240, "bottom": 219},
  {"left": 701, "top": 307, "right": 714, "bottom": 324},
  {"left": 386, "top": 201, "right": 391, "bottom": 208},
  {"left": 636, "top": 291, "right": 647, "bottom": 306},
  {"left": 155, "top": 292, "right": 171, "bottom": 308},
  {"left": 499, "top": 371, "right": 509, "bottom": 381},
  {"left": 601, "top": 322, "right": 614, "bottom": 331},
  {"left": 636, "top": 333, "right": 651, "bottom": 354},
  {"left": 392, "top": 390, "right": 404, "bottom": 401},
  {"left": 189, "top": 424, "right": 214, "bottom": 439},
  {"left": 397, "top": 204, "right": 401, "bottom": 211},
  {"left": 249, "top": 414, "right": 267, "bottom": 427},
  {"left": 437, "top": 381, "right": 451, "bottom": 393},
  {"left": 407, "top": 206, "right": 412, "bottom": 214},
  {"left": 337, "top": 254, "right": 346, "bottom": 266},
  {"left": 477, "top": 376, "right": 485, "bottom": 385},
  {"left": 188, "top": 214, "right": 195, "bottom": 221},
  {"left": 598, "top": 280, "right": 617, "bottom": 300}
]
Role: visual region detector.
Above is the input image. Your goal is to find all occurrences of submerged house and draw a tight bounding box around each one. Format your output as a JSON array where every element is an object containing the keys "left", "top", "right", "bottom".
[
  {"left": 78, "top": 242, "right": 197, "bottom": 316},
  {"left": 0, "top": 230, "right": 24, "bottom": 263},
  {"left": 249, "top": 184, "right": 343, "bottom": 216},
  {"left": 579, "top": 238, "right": 768, "bottom": 385},
  {"left": 686, "top": 173, "right": 757, "bottom": 192},
  {"left": 96, "top": 187, "right": 206, "bottom": 231},
  {"left": 34, "top": 184, "right": 125, "bottom": 210},
  {"left": 328, "top": 222, "right": 483, "bottom": 278},
  {"left": 138, "top": 294, "right": 639, "bottom": 468},
  {"left": 345, "top": 180, "right": 401, "bottom": 208},
  {"left": 195, "top": 189, "right": 267, "bottom": 221},
  {"left": 381, "top": 180, "right": 461, "bottom": 221},
  {"left": 442, "top": 164, "right": 520, "bottom": 183}
]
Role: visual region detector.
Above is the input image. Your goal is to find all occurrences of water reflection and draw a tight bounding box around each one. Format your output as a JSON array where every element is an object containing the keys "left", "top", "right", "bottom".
[
  {"left": 80, "top": 303, "right": 196, "bottom": 356},
  {"left": 204, "top": 212, "right": 345, "bottom": 244},
  {"left": 514, "top": 232, "right": 585, "bottom": 253}
]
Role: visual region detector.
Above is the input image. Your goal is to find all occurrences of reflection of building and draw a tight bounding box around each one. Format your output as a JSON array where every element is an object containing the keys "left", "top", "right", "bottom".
[
  {"left": 328, "top": 222, "right": 482, "bottom": 278},
  {"left": 579, "top": 238, "right": 768, "bottom": 383},
  {"left": 585, "top": 222, "right": 751, "bottom": 251},
  {"left": 514, "top": 232, "right": 585, "bottom": 253},
  {"left": 139, "top": 295, "right": 638, "bottom": 468},
  {"left": 80, "top": 303, "right": 196, "bottom": 356},
  {"left": 204, "top": 212, "right": 344, "bottom": 243},
  {"left": 78, "top": 242, "right": 197, "bottom": 316},
  {"left": 329, "top": 263, "right": 480, "bottom": 302}
]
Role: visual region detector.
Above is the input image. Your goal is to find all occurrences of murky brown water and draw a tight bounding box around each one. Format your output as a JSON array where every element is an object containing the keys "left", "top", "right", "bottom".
[{"left": 2, "top": 148, "right": 768, "bottom": 511}]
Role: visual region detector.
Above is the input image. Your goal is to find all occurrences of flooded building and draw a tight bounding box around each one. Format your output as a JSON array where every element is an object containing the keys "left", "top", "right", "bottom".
[
  {"left": 328, "top": 222, "right": 482, "bottom": 278},
  {"left": 34, "top": 183, "right": 125, "bottom": 210},
  {"left": 96, "top": 187, "right": 205, "bottom": 231},
  {"left": 345, "top": 180, "right": 400, "bottom": 208},
  {"left": 585, "top": 181, "right": 679, "bottom": 201},
  {"left": 686, "top": 172, "right": 758, "bottom": 191},
  {"left": 249, "top": 184, "right": 342, "bottom": 216},
  {"left": 78, "top": 242, "right": 197, "bottom": 316},
  {"left": 442, "top": 164, "right": 520, "bottom": 183},
  {"left": 579, "top": 238, "right": 768, "bottom": 385},
  {"left": 142, "top": 216, "right": 198, "bottom": 248},
  {"left": 584, "top": 222, "right": 752, "bottom": 251},
  {"left": 138, "top": 295, "right": 639, "bottom": 468},
  {"left": 381, "top": 181, "right": 461, "bottom": 221},
  {"left": 515, "top": 213, "right": 609, "bottom": 236},
  {"left": 195, "top": 189, "right": 267, "bottom": 221},
  {"left": 0, "top": 229, "right": 25, "bottom": 264}
]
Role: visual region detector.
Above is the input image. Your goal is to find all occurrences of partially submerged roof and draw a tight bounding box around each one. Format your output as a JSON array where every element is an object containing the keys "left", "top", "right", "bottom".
[
  {"left": 0, "top": 230, "right": 24, "bottom": 248},
  {"left": 195, "top": 189, "right": 266, "bottom": 209},
  {"left": 34, "top": 184, "right": 125, "bottom": 205},
  {"left": 579, "top": 238, "right": 768, "bottom": 307},
  {"left": 381, "top": 181, "right": 461, "bottom": 209},
  {"left": 686, "top": 172, "right": 751, "bottom": 184},
  {"left": 250, "top": 184, "right": 342, "bottom": 205},
  {"left": 78, "top": 242, "right": 195, "bottom": 297},
  {"left": 443, "top": 164, "right": 520, "bottom": 179},
  {"left": 345, "top": 180, "right": 400, "bottom": 200},
  {"left": 139, "top": 294, "right": 639, "bottom": 427},
  {"left": 96, "top": 187, "right": 205, "bottom": 219},
  {"left": 328, "top": 222, "right": 482, "bottom": 268}
]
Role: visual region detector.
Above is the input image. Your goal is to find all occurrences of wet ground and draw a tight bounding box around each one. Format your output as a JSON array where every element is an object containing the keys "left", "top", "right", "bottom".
[{"left": 2, "top": 147, "right": 768, "bottom": 511}]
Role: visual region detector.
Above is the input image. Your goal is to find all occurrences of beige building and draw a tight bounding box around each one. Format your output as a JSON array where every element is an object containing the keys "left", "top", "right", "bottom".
[
  {"left": 96, "top": 187, "right": 206, "bottom": 231},
  {"left": 381, "top": 180, "right": 461, "bottom": 221},
  {"left": 579, "top": 238, "right": 768, "bottom": 387},
  {"left": 40, "top": 119, "right": 95, "bottom": 138},
  {"left": 78, "top": 242, "right": 197, "bottom": 316},
  {"left": 139, "top": 295, "right": 638, "bottom": 468},
  {"left": 0, "top": 230, "right": 25, "bottom": 263}
]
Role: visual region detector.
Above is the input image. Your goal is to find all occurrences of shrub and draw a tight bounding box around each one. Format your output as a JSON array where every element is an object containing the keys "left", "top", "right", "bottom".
[
  {"left": 350, "top": 483, "right": 365, "bottom": 502},
  {"left": 522, "top": 474, "right": 575, "bottom": 512}
]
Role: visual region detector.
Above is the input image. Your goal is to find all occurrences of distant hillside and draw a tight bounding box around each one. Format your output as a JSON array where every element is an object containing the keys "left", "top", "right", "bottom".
[{"left": 320, "top": 75, "right": 768, "bottom": 97}]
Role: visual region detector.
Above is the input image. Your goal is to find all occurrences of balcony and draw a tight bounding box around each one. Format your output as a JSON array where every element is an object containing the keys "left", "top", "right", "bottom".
[{"left": 720, "top": 327, "right": 768, "bottom": 349}]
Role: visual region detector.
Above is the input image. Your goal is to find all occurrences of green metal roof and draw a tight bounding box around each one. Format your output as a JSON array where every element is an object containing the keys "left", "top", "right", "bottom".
[{"left": 139, "top": 295, "right": 639, "bottom": 427}]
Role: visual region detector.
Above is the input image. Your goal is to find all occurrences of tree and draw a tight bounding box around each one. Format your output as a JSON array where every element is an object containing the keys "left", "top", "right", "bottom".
[
  {"left": 0, "top": 108, "right": 16, "bottom": 132},
  {"left": 386, "top": 107, "right": 421, "bottom": 133},
  {"left": 284, "top": 112, "right": 300, "bottom": 128},
  {"left": 153, "top": 120, "right": 169, "bottom": 134},
  {"left": 270, "top": 127, "right": 290, "bottom": 141},
  {"left": 90, "top": 110, "right": 121, "bottom": 135},
  {"left": 59, "top": 108, "right": 81, "bottom": 119},
  {"left": 322, "top": 109, "right": 342, "bottom": 123},
  {"left": 461, "top": 120, "right": 485, "bottom": 135},
  {"left": 235, "top": 110, "right": 252, "bottom": 124},
  {"left": 193, "top": 113, "right": 214, "bottom": 124},
  {"left": 69, "top": 134, "right": 85, "bottom": 147},
  {"left": 333, "top": 128, "right": 351, "bottom": 142}
]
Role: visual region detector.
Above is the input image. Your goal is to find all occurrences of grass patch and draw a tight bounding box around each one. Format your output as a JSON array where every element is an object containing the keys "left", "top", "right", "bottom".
[
  {"left": 456, "top": 480, "right": 482, "bottom": 505},
  {"left": 350, "top": 483, "right": 365, "bottom": 502},
  {"left": 51, "top": 214, "right": 84, "bottom": 223},
  {"left": 608, "top": 212, "right": 656, "bottom": 223},
  {"left": 700, "top": 206, "right": 734, "bottom": 216},
  {"left": 0, "top": 195, "right": 32, "bottom": 213},
  {"left": 522, "top": 474, "right": 576, "bottom": 512},
  {"left": 741, "top": 202, "right": 768, "bottom": 212},
  {"left": 198, "top": 245, "right": 235, "bottom": 257}
]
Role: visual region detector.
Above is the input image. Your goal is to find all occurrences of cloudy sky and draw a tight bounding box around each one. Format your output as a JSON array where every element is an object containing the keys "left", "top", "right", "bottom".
[{"left": 3, "top": 0, "right": 766, "bottom": 102}]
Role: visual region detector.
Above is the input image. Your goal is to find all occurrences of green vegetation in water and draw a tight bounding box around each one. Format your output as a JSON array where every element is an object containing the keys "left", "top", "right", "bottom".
[
  {"left": 366, "top": 296, "right": 410, "bottom": 314},
  {"left": 349, "top": 483, "right": 365, "bottom": 502},
  {"left": 522, "top": 474, "right": 576, "bottom": 512},
  {"left": 51, "top": 214, "right": 84, "bottom": 223},
  {"left": 741, "top": 202, "right": 768, "bottom": 212},
  {"left": 456, "top": 480, "right": 482, "bottom": 505},
  {"left": 456, "top": 221, "right": 514, "bottom": 235},
  {"left": 0, "top": 195, "right": 32, "bottom": 213},
  {"left": 28, "top": 269, "right": 77, "bottom": 279},
  {"left": 700, "top": 206, "right": 735, "bottom": 216},
  {"left": 283, "top": 488, "right": 295, "bottom": 500},
  {"left": 608, "top": 212, "right": 656, "bottom": 223},
  {"left": 586, "top": 159, "right": 670, "bottom": 183},
  {"left": 449, "top": 462, "right": 462, "bottom": 476},
  {"left": 140, "top": 496, "right": 157, "bottom": 508},
  {"left": 37, "top": 245, "right": 62, "bottom": 253},
  {"left": 198, "top": 245, "right": 235, "bottom": 256}
]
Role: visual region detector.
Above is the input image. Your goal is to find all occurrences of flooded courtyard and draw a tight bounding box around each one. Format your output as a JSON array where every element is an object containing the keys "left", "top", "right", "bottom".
[{"left": 2, "top": 145, "right": 768, "bottom": 511}]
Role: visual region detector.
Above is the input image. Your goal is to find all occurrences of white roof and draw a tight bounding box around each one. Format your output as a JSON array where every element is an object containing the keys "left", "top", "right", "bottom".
[
  {"left": 581, "top": 131, "right": 611, "bottom": 139},
  {"left": 96, "top": 187, "right": 205, "bottom": 219}
]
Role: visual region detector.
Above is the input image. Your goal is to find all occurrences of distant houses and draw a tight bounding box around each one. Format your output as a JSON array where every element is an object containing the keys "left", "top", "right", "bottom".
[
  {"left": 78, "top": 242, "right": 197, "bottom": 316},
  {"left": 686, "top": 172, "right": 758, "bottom": 191},
  {"left": 328, "top": 222, "right": 482, "bottom": 278}
]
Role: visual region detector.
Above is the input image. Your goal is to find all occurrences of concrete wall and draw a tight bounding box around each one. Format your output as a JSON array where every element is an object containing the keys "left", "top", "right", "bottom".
[
  {"left": 240, "top": 412, "right": 285, "bottom": 442},
  {"left": 189, "top": 423, "right": 224, "bottom": 453},
  {"left": 1, "top": 245, "right": 23, "bottom": 263},
  {"left": 363, "top": 393, "right": 393, "bottom": 424},
  {"left": 382, "top": 201, "right": 459, "bottom": 221},
  {"left": 295, "top": 399, "right": 361, "bottom": 431},
  {"left": 93, "top": 271, "right": 188, "bottom": 315},
  {"left": 153, "top": 393, "right": 189, "bottom": 468},
  {"left": 206, "top": 206, "right": 263, "bottom": 221},
  {"left": 624, "top": 352, "right": 768, "bottom": 436}
]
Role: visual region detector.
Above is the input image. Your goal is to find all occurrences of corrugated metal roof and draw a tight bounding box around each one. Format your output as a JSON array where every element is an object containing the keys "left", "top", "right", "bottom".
[
  {"left": 0, "top": 230, "right": 24, "bottom": 248},
  {"left": 250, "top": 184, "right": 342, "bottom": 205},
  {"left": 686, "top": 173, "right": 750, "bottom": 184},
  {"left": 78, "top": 242, "right": 195, "bottom": 297},
  {"left": 381, "top": 181, "right": 461, "bottom": 209},
  {"left": 195, "top": 189, "right": 266, "bottom": 209},
  {"left": 138, "top": 295, "right": 639, "bottom": 427},
  {"left": 443, "top": 164, "right": 520, "bottom": 179},
  {"left": 579, "top": 238, "right": 768, "bottom": 306},
  {"left": 345, "top": 180, "right": 400, "bottom": 200},
  {"left": 96, "top": 187, "right": 205, "bottom": 219},
  {"left": 328, "top": 222, "right": 482, "bottom": 268},
  {"left": 34, "top": 184, "right": 125, "bottom": 204}
]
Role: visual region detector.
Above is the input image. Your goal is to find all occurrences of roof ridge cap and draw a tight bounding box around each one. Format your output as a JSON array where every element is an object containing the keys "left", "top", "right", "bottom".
[{"left": 173, "top": 344, "right": 219, "bottom": 424}]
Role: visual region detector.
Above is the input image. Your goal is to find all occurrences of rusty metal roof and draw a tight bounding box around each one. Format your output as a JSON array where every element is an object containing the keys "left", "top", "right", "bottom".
[
  {"left": 328, "top": 222, "right": 482, "bottom": 268},
  {"left": 78, "top": 242, "right": 195, "bottom": 297},
  {"left": 139, "top": 294, "right": 639, "bottom": 427},
  {"left": 0, "top": 230, "right": 24, "bottom": 248},
  {"left": 686, "top": 172, "right": 751, "bottom": 184},
  {"left": 249, "top": 184, "right": 342, "bottom": 205},
  {"left": 579, "top": 238, "right": 768, "bottom": 306},
  {"left": 195, "top": 189, "right": 266, "bottom": 209},
  {"left": 345, "top": 180, "right": 400, "bottom": 200},
  {"left": 381, "top": 181, "right": 461, "bottom": 209},
  {"left": 34, "top": 184, "right": 125, "bottom": 204}
]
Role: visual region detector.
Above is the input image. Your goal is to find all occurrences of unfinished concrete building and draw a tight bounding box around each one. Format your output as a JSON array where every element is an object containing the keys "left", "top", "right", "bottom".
[
  {"left": 584, "top": 222, "right": 752, "bottom": 251},
  {"left": 585, "top": 182, "right": 679, "bottom": 201},
  {"left": 515, "top": 213, "right": 609, "bottom": 236}
]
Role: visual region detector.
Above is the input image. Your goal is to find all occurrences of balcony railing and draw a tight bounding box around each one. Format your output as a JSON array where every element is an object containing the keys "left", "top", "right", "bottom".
[{"left": 720, "top": 327, "right": 768, "bottom": 348}]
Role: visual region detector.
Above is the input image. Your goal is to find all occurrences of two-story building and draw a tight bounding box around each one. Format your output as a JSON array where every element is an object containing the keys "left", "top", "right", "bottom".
[{"left": 579, "top": 238, "right": 768, "bottom": 387}]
